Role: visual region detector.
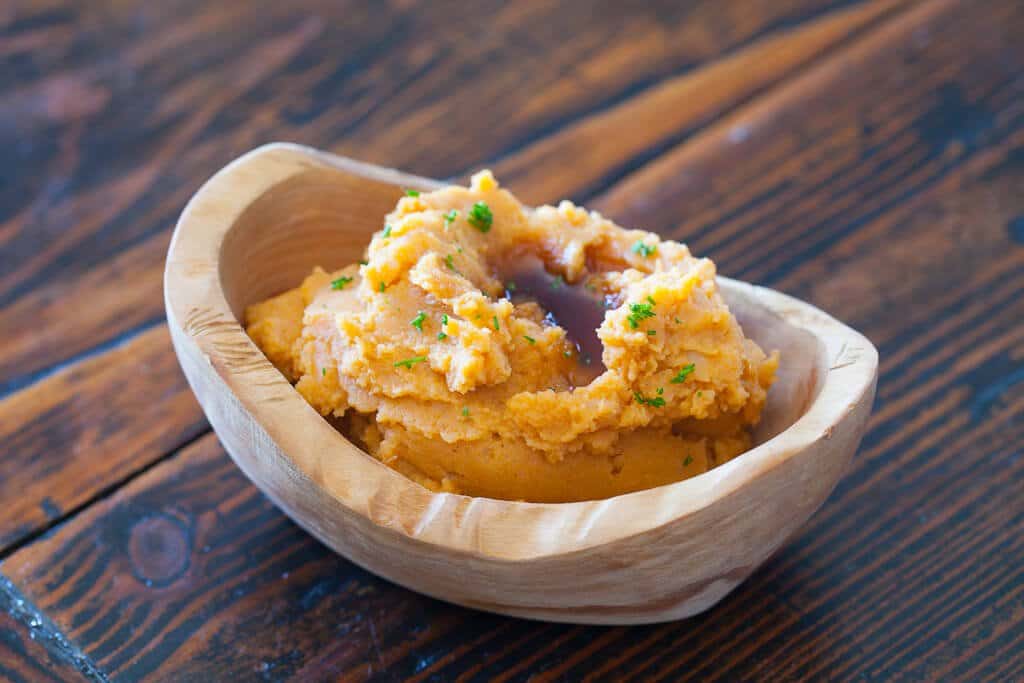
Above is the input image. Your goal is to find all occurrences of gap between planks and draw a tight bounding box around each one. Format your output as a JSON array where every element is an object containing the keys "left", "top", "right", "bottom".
[{"left": 0, "top": 427, "right": 213, "bottom": 564}]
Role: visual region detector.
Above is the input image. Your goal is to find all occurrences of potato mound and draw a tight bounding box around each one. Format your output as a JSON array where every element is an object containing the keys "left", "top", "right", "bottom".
[{"left": 245, "top": 171, "right": 777, "bottom": 502}]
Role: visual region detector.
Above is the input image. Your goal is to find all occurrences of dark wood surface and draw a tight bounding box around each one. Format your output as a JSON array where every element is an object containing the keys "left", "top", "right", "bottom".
[{"left": 1, "top": 0, "right": 1021, "bottom": 680}]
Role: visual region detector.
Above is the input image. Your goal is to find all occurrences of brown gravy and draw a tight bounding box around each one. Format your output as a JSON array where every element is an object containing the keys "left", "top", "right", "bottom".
[{"left": 497, "top": 252, "right": 610, "bottom": 385}]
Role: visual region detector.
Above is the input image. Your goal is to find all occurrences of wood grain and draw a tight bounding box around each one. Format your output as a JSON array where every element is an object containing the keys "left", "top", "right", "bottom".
[
  {"left": 2, "top": 434, "right": 497, "bottom": 681},
  {"left": 1, "top": 0, "right": 1022, "bottom": 678},
  {"left": 0, "top": 0, "right": 907, "bottom": 394},
  {"left": 0, "top": 325, "right": 207, "bottom": 550}
]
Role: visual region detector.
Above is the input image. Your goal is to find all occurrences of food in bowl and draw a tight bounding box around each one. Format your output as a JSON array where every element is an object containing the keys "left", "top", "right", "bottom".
[{"left": 245, "top": 171, "right": 777, "bottom": 502}]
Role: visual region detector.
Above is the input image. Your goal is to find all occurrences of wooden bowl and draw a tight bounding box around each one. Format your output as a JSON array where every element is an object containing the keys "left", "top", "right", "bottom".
[{"left": 165, "top": 143, "right": 878, "bottom": 624}]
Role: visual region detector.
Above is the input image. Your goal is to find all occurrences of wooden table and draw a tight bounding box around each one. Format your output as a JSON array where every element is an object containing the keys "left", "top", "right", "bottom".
[{"left": 2, "top": 0, "right": 1022, "bottom": 680}]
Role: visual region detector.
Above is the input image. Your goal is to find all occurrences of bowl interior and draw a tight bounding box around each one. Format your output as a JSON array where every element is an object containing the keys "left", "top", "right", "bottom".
[{"left": 220, "top": 165, "right": 826, "bottom": 452}]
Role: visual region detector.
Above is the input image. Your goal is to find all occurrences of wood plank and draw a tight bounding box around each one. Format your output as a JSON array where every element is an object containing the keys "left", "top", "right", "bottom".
[
  {"left": 2, "top": 435, "right": 492, "bottom": 681},
  {"left": 493, "top": 0, "right": 913, "bottom": 204},
  {"left": 0, "top": 325, "right": 206, "bottom": 550},
  {"left": 0, "top": 0, "right": 909, "bottom": 392},
  {"left": 0, "top": 577, "right": 95, "bottom": 682}
]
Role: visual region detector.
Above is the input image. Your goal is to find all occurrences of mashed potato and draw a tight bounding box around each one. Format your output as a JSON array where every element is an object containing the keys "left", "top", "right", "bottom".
[{"left": 245, "top": 171, "right": 777, "bottom": 502}]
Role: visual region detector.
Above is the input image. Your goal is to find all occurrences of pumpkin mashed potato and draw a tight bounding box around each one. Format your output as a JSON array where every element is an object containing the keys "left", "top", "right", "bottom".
[{"left": 245, "top": 171, "right": 778, "bottom": 503}]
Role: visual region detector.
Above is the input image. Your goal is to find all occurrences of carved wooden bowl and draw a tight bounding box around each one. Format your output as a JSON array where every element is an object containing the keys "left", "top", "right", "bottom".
[{"left": 165, "top": 143, "right": 877, "bottom": 624}]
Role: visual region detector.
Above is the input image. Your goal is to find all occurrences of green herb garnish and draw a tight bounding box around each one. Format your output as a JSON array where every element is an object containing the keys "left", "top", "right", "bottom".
[
  {"left": 524, "top": 335, "right": 536, "bottom": 344},
  {"left": 331, "top": 276, "right": 354, "bottom": 290},
  {"left": 461, "top": 406, "right": 470, "bottom": 417},
  {"left": 359, "top": 259, "right": 369, "bottom": 266},
  {"left": 437, "top": 332, "right": 447, "bottom": 340},
  {"left": 683, "top": 455, "right": 693, "bottom": 467},
  {"left": 671, "top": 363, "right": 696, "bottom": 384},
  {"left": 411, "top": 311, "right": 427, "bottom": 331},
  {"left": 444, "top": 254, "right": 459, "bottom": 273},
  {"left": 379, "top": 281, "right": 387, "bottom": 292},
  {"left": 647, "top": 330, "right": 657, "bottom": 336},
  {"left": 442, "top": 313, "right": 449, "bottom": 325},
  {"left": 492, "top": 315, "right": 500, "bottom": 331},
  {"left": 563, "top": 350, "right": 572, "bottom": 358},
  {"left": 551, "top": 275, "right": 564, "bottom": 289},
  {"left": 382, "top": 224, "right": 392, "bottom": 238},
  {"left": 506, "top": 281, "right": 516, "bottom": 291},
  {"left": 394, "top": 356, "right": 427, "bottom": 369},
  {"left": 631, "top": 240, "right": 657, "bottom": 258},
  {"left": 633, "top": 391, "right": 666, "bottom": 408},
  {"left": 405, "top": 189, "right": 420, "bottom": 197},
  {"left": 322, "top": 367, "right": 327, "bottom": 376},
  {"left": 467, "top": 201, "right": 493, "bottom": 232},
  {"left": 627, "top": 301, "right": 656, "bottom": 329},
  {"left": 443, "top": 209, "right": 458, "bottom": 228}
]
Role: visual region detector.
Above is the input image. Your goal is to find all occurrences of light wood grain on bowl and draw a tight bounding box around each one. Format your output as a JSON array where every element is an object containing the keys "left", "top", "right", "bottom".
[{"left": 165, "top": 143, "right": 877, "bottom": 624}]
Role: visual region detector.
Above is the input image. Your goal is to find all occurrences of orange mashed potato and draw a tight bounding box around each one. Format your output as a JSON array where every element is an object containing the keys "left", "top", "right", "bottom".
[{"left": 245, "top": 171, "right": 777, "bottom": 502}]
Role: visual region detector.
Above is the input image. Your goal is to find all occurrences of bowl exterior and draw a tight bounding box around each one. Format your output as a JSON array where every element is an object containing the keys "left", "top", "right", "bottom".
[
  {"left": 165, "top": 143, "right": 878, "bottom": 624},
  {"left": 170, "top": 317, "right": 874, "bottom": 624}
]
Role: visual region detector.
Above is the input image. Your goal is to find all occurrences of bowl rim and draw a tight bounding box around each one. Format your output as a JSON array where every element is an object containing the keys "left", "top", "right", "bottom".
[{"left": 165, "top": 142, "right": 878, "bottom": 561}]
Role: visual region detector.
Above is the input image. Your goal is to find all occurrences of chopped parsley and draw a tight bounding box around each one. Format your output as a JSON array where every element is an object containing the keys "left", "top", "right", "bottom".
[
  {"left": 411, "top": 311, "right": 427, "bottom": 331},
  {"left": 443, "top": 209, "right": 458, "bottom": 228},
  {"left": 671, "top": 363, "right": 696, "bottom": 384},
  {"left": 647, "top": 330, "right": 657, "bottom": 336},
  {"left": 492, "top": 315, "right": 500, "bottom": 331},
  {"left": 461, "top": 406, "right": 470, "bottom": 417},
  {"left": 697, "top": 390, "right": 703, "bottom": 397},
  {"left": 442, "top": 313, "right": 449, "bottom": 325},
  {"left": 405, "top": 189, "right": 420, "bottom": 197},
  {"left": 674, "top": 316, "right": 682, "bottom": 324},
  {"left": 379, "top": 281, "right": 387, "bottom": 292},
  {"left": 321, "top": 367, "right": 327, "bottom": 376},
  {"left": 683, "top": 455, "right": 694, "bottom": 467},
  {"left": 524, "top": 335, "right": 536, "bottom": 344},
  {"left": 382, "top": 224, "right": 392, "bottom": 238},
  {"left": 631, "top": 240, "right": 657, "bottom": 258},
  {"left": 634, "top": 391, "right": 666, "bottom": 408},
  {"left": 627, "top": 300, "right": 656, "bottom": 329},
  {"left": 656, "top": 387, "right": 664, "bottom": 395},
  {"left": 437, "top": 332, "right": 447, "bottom": 340},
  {"left": 394, "top": 356, "right": 427, "bottom": 369},
  {"left": 563, "top": 350, "right": 572, "bottom": 358},
  {"left": 551, "top": 275, "right": 564, "bottom": 289},
  {"left": 359, "top": 259, "right": 369, "bottom": 266},
  {"left": 467, "top": 201, "right": 493, "bottom": 232},
  {"left": 506, "top": 281, "right": 516, "bottom": 291},
  {"left": 330, "top": 276, "right": 353, "bottom": 290}
]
